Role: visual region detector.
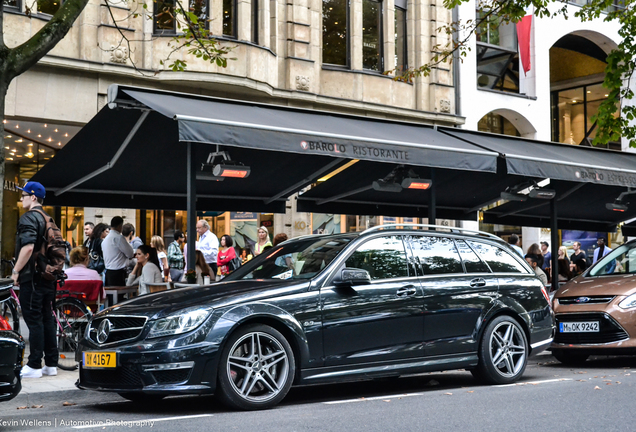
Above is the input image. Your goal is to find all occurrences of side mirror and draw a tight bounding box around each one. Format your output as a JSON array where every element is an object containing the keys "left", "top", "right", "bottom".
[{"left": 334, "top": 268, "right": 371, "bottom": 286}]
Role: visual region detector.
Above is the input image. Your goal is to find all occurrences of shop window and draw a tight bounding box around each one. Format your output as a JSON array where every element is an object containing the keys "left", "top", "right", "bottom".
[
  {"left": 475, "top": 10, "right": 519, "bottom": 93},
  {"left": 394, "top": 5, "right": 407, "bottom": 72},
  {"left": 477, "top": 112, "right": 520, "bottom": 137},
  {"left": 38, "top": 0, "right": 61, "bottom": 15},
  {"left": 251, "top": 0, "right": 259, "bottom": 44},
  {"left": 223, "top": 0, "right": 237, "bottom": 38},
  {"left": 3, "top": 0, "right": 20, "bottom": 9},
  {"left": 322, "top": 0, "right": 349, "bottom": 67},
  {"left": 154, "top": 0, "right": 176, "bottom": 33},
  {"left": 362, "top": 0, "right": 383, "bottom": 71}
]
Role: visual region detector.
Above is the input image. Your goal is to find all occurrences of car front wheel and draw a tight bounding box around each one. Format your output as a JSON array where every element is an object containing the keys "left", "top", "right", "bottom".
[
  {"left": 216, "top": 324, "right": 295, "bottom": 410},
  {"left": 472, "top": 315, "right": 528, "bottom": 384}
]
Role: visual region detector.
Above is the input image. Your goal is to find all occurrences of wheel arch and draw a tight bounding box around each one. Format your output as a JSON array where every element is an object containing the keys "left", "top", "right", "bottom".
[{"left": 479, "top": 302, "right": 532, "bottom": 348}]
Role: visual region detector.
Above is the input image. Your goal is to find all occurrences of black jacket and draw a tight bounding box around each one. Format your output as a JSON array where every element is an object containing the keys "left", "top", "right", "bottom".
[{"left": 14, "top": 207, "right": 50, "bottom": 285}]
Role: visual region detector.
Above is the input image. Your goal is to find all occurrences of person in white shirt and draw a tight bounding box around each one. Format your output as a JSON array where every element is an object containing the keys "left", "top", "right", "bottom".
[
  {"left": 196, "top": 219, "right": 219, "bottom": 275},
  {"left": 102, "top": 216, "right": 135, "bottom": 286},
  {"left": 127, "top": 245, "right": 163, "bottom": 295}
]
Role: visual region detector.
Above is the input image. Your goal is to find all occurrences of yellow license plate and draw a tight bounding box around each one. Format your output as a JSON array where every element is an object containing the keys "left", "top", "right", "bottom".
[{"left": 83, "top": 351, "right": 117, "bottom": 368}]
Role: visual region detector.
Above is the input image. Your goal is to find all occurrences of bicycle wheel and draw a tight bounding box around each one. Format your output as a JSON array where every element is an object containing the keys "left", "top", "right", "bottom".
[
  {"left": 1, "top": 298, "right": 20, "bottom": 333},
  {"left": 54, "top": 299, "right": 92, "bottom": 371}
]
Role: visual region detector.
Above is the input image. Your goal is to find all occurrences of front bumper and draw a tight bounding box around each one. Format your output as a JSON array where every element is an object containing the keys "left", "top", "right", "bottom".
[
  {"left": 0, "top": 333, "right": 25, "bottom": 402},
  {"left": 551, "top": 295, "right": 636, "bottom": 351},
  {"left": 77, "top": 341, "right": 221, "bottom": 395}
]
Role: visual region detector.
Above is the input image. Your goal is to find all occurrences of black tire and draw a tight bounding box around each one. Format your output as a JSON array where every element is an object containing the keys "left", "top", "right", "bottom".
[
  {"left": 216, "top": 324, "right": 295, "bottom": 410},
  {"left": 2, "top": 298, "right": 20, "bottom": 333},
  {"left": 54, "top": 299, "right": 92, "bottom": 371},
  {"left": 552, "top": 349, "right": 589, "bottom": 365},
  {"left": 471, "top": 315, "right": 529, "bottom": 385},
  {"left": 118, "top": 393, "right": 165, "bottom": 403}
]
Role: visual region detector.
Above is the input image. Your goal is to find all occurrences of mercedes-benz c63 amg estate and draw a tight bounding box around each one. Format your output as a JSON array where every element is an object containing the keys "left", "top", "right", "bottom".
[{"left": 78, "top": 225, "right": 554, "bottom": 410}]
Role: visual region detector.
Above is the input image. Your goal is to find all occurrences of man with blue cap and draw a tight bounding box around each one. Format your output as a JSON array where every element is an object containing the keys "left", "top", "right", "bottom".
[{"left": 11, "top": 181, "right": 58, "bottom": 379}]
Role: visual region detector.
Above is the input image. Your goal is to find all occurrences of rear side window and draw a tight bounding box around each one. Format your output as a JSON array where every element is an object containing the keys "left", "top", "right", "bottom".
[
  {"left": 455, "top": 240, "right": 490, "bottom": 273},
  {"left": 345, "top": 235, "right": 409, "bottom": 280},
  {"left": 408, "top": 236, "right": 463, "bottom": 275},
  {"left": 468, "top": 241, "right": 528, "bottom": 273}
]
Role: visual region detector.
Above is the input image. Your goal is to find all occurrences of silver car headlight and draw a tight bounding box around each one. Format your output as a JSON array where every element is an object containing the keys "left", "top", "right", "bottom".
[
  {"left": 619, "top": 293, "right": 636, "bottom": 309},
  {"left": 148, "top": 307, "right": 211, "bottom": 338}
]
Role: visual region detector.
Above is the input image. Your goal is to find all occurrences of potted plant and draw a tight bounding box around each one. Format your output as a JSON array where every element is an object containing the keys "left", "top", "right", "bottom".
[{"left": 185, "top": 269, "right": 197, "bottom": 284}]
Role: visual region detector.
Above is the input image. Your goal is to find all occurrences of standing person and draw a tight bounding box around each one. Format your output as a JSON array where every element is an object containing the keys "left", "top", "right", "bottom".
[
  {"left": 83, "top": 222, "right": 94, "bottom": 248},
  {"left": 540, "top": 241, "right": 551, "bottom": 272},
  {"left": 66, "top": 247, "right": 102, "bottom": 281},
  {"left": 87, "top": 223, "right": 109, "bottom": 275},
  {"left": 195, "top": 220, "right": 219, "bottom": 275},
  {"left": 558, "top": 246, "right": 571, "bottom": 269},
  {"left": 273, "top": 233, "right": 288, "bottom": 247},
  {"left": 11, "top": 181, "right": 58, "bottom": 378},
  {"left": 151, "top": 235, "right": 170, "bottom": 280},
  {"left": 569, "top": 241, "right": 587, "bottom": 274},
  {"left": 526, "top": 243, "right": 544, "bottom": 269},
  {"left": 194, "top": 250, "right": 212, "bottom": 285},
  {"left": 102, "top": 216, "right": 135, "bottom": 286},
  {"left": 507, "top": 233, "right": 523, "bottom": 257},
  {"left": 122, "top": 223, "right": 143, "bottom": 250},
  {"left": 167, "top": 230, "right": 185, "bottom": 283},
  {"left": 253, "top": 226, "right": 272, "bottom": 256},
  {"left": 126, "top": 245, "right": 162, "bottom": 295},
  {"left": 525, "top": 253, "right": 548, "bottom": 286},
  {"left": 593, "top": 237, "right": 612, "bottom": 263},
  {"left": 217, "top": 235, "right": 237, "bottom": 279}
]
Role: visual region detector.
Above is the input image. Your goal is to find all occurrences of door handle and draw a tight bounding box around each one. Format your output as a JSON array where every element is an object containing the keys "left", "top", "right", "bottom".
[
  {"left": 397, "top": 285, "right": 417, "bottom": 297},
  {"left": 470, "top": 278, "right": 486, "bottom": 288}
]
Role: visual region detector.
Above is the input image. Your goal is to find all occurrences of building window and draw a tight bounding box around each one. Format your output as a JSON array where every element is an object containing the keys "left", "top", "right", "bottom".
[
  {"left": 223, "top": 0, "right": 237, "bottom": 38},
  {"left": 189, "top": 0, "right": 208, "bottom": 31},
  {"left": 478, "top": 113, "right": 520, "bottom": 137},
  {"left": 38, "top": 0, "right": 61, "bottom": 15},
  {"left": 322, "top": 0, "right": 349, "bottom": 67},
  {"left": 251, "top": 0, "right": 259, "bottom": 44},
  {"left": 154, "top": 0, "right": 176, "bottom": 33},
  {"left": 3, "top": 0, "right": 20, "bottom": 9},
  {"left": 551, "top": 83, "right": 620, "bottom": 149},
  {"left": 362, "top": 0, "right": 382, "bottom": 71},
  {"left": 395, "top": 6, "right": 407, "bottom": 72},
  {"left": 475, "top": 11, "right": 519, "bottom": 93}
]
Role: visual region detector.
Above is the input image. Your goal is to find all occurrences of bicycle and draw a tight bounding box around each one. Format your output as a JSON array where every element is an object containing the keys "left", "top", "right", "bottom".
[{"left": 0, "top": 259, "right": 92, "bottom": 371}]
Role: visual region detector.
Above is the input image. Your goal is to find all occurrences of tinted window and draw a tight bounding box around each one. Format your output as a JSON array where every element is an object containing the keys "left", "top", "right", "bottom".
[
  {"left": 455, "top": 240, "right": 490, "bottom": 273},
  {"left": 468, "top": 241, "right": 527, "bottom": 273},
  {"left": 408, "top": 236, "right": 463, "bottom": 275},
  {"left": 345, "top": 236, "right": 409, "bottom": 280},
  {"left": 589, "top": 243, "right": 636, "bottom": 276}
]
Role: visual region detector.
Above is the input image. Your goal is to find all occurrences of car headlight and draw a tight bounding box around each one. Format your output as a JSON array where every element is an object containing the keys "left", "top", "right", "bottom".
[
  {"left": 148, "top": 307, "right": 211, "bottom": 338},
  {"left": 619, "top": 293, "right": 636, "bottom": 309}
]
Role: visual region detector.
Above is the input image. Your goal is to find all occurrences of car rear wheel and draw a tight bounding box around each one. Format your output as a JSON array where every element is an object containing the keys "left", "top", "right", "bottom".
[
  {"left": 472, "top": 315, "right": 528, "bottom": 384},
  {"left": 216, "top": 324, "right": 295, "bottom": 410},
  {"left": 552, "top": 349, "right": 589, "bottom": 365}
]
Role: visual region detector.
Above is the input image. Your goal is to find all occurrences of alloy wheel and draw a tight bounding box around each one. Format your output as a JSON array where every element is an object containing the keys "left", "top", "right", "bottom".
[{"left": 489, "top": 321, "right": 527, "bottom": 378}]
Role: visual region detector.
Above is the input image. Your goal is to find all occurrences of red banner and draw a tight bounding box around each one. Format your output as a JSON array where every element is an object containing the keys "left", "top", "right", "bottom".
[{"left": 516, "top": 15, "right": 532, "bottom": 75}]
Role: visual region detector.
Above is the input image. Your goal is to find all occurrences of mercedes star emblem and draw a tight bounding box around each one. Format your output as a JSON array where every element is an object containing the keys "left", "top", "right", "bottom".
[{"left": 96, "top": 319, "right": 112, "bottom": 344}]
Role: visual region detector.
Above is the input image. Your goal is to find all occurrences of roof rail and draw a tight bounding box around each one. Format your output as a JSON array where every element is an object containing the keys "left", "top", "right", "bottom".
[{"left": 361, "top": 224, "right": 501, "bottom": 241}]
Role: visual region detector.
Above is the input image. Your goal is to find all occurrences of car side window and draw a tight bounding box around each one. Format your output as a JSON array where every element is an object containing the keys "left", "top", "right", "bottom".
[
  {"left": 407, "top": 235, "right": 463, "bottom": 275},
  {"left": 455, "top": 239, "right": 491, "bottom": 273},
  {"left": 468, "top": 241, "right": 528, "bottom": 273},
  {"left": 345, "top": 235, "right": 409, "bottom": 280}
]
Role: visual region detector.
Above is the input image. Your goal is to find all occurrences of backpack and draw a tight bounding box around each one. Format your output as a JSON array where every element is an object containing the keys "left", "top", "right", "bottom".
[{"left": 31, "top": 208, "right": 67, "bottom": 283}]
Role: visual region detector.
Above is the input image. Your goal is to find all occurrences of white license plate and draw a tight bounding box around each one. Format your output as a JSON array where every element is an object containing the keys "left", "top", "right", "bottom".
[{"left": 559, "top": 321, "right": 599, "bottom": 333}]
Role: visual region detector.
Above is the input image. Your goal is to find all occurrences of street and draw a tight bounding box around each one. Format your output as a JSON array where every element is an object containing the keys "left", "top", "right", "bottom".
[{"left": 1, "top": 353, "right": 635, "bottom": 432}]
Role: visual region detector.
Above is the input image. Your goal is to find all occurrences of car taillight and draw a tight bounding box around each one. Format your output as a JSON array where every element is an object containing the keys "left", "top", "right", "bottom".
[
  {"left": 0, "top": 314, "right": 12, "bottom": 331},
  {"left": 541, "top": 286, "right": 550, "bottom": 305}
]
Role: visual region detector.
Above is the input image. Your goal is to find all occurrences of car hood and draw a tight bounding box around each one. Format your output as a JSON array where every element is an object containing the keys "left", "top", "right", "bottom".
[
  {"left": 556, "top": 274, "right": 636, "bottom": 297},
  {"left": 96, "top": 279, "right": 310, "bottom": 320}
]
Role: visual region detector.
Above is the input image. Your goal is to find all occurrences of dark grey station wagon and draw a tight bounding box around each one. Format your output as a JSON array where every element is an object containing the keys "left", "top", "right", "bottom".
[{"left": 78, "top": 225, "right": 554, "bottom": 410}]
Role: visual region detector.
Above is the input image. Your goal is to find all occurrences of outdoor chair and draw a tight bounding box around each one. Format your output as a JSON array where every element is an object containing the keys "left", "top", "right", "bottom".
[{"left": 147, "top": 282, "right": 171, "bottom": 293}]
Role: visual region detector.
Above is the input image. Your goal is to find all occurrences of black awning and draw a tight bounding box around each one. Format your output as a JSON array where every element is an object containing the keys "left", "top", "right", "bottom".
[
  {"left": 31, "top": 85, "right": 498, "bottom": 212},
  {"left": 441, "top": 128, "right": 636, "bottom": 187}
]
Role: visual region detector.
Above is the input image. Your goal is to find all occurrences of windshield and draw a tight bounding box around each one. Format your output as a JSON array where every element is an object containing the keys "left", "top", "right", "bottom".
[
  {"left": 589, "top": 242, "right": 636, "bottom": 276},
  {"left": 225, "top": 235, "right": 355, "bottom": 281}
]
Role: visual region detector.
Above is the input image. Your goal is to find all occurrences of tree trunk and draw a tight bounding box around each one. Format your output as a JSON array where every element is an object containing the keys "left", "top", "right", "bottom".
[{"left": 0, "top": 79, "right": 7, "bottom": 259}]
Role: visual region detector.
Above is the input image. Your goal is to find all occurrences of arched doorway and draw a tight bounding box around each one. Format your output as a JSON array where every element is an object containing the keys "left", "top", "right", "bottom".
[
  {"left": 550, "top": 32, "right": 619, "bottom": 149},
  {"left": 477, "top": 109, "right": 536, "bottom": 138}
]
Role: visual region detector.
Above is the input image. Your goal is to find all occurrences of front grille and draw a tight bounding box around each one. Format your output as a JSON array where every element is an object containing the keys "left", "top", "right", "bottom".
[
  {"left": 88, "top": 316, "right": 147, "bottom": 346},
  {"left": 152, "top": 368, "right": 191, "bottom": 384},
  {"left": 81, "top": 364, "right": 143, "bottom": 389},
  {"left": 558, "top": 296, "right": 615, "bottom": 305},
  {"left": 555, "top": 313, "right": 629, "bottom": 345}
]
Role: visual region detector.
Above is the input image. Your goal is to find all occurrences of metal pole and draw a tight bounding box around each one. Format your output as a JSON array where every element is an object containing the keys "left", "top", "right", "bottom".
[
  {"left": 187, "top": 142, "right": 197, "bottom": 272},
  {"left": 139, "top": 209, "right": 147, "bottom": 244},
  {"left": 550, "top": 197, "right": 559, "bottom": 293},
  {"left": 428, "top": 168, "right": 436, "bottom": 230}
]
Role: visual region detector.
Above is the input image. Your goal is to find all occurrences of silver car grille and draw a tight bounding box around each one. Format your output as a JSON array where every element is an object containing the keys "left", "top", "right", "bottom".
[{"left": 87, "top": 315, "right": 147, "bottom": 346}]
